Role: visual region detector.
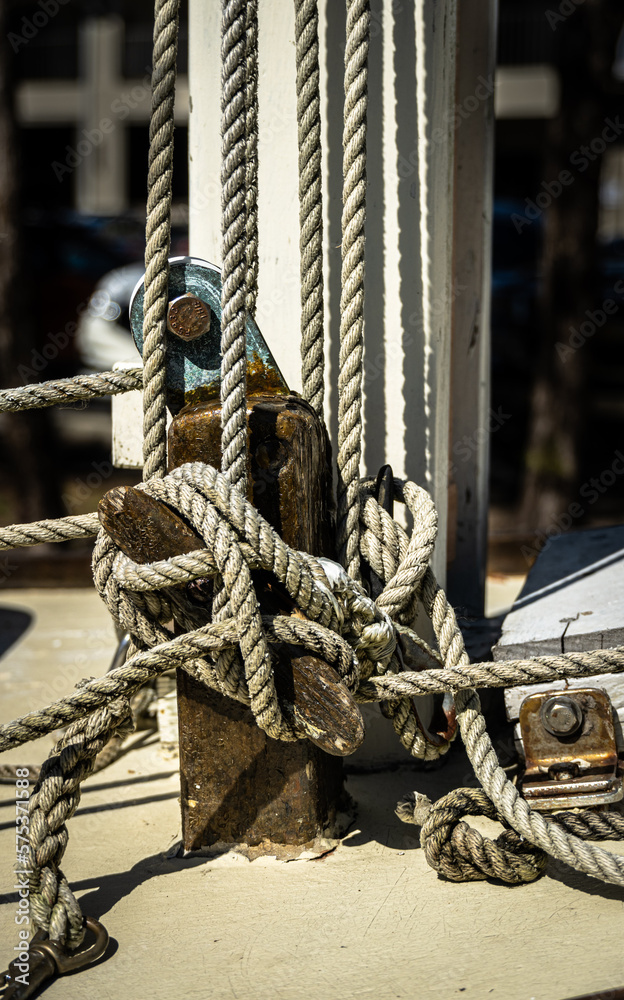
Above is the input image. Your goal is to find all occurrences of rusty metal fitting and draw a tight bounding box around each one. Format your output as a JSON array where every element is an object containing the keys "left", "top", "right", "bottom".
[
  {"left": 541, "top": 695, "right": 583, "bottom": 737},
  {"left": 167, "top": 293, "right": 212, "bottom": 341}
]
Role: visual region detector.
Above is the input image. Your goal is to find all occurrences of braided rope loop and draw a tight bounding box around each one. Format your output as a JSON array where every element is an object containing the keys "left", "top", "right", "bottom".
[
  {"left": 295, "top": 0, "right": 325, "bottom": 417},
  {"left": 407, "top": 788, "right": 548, "bottom": 884},
  {"left": 142, "top": 0, "right": 180, "bottom": 481},
  {"left": 221, "top": 0, "right": 249, "bottom": 493},
  {"left": 337, "top": 0, "right": 370, "bottom": 580}
]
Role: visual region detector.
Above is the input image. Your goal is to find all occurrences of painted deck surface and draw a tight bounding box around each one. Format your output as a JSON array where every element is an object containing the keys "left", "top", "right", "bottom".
[
  {"left": 494, "top": 526, "right": 624, "bottom": 659},
  {"left": 1, "top": 589, "right": 624, "bottom": 1000}
]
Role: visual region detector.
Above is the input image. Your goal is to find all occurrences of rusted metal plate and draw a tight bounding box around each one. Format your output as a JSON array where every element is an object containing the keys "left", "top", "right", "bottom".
[
  {"left": 129, "top": 257, "right": 288, "bottom": 414},
  {"left": 519, "top": 688, "right": 622, "bottom": 810}
]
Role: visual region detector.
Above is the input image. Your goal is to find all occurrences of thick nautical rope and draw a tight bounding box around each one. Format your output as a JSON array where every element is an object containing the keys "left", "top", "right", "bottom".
[
  {"left": 0, "top": 368, "right": 142, "bottom": 413},
  {"left": 337, "top": 0, "right": 370, "bottom": 581},
  {"left": 4, "top": 467, "right": 624, "bottom": 895},
  {"left": 398, "top": 787, "right": 624, "bottom": 884},
  {"left": 220, "top": 0, "right": 249, "bottom": 493},
  {"left": 27, "top": 697, "right": 134, "bottom": 949},
  {"left": 0, "top": 368, "right": 142, "bottom": 550},
  {"left": 245, "top": 0, "right": 259, "bottom": 317},
  {"left": 142, "top": 0, "right": 180, "bottom": 481},
  {"left": 455, "top": 688, "right": 624, "bottom": 886},
  {"left": 295, "top": 0, "right": 325, "bottom": 418},
  {"left": 0, "top": 513, "right": 99, "bottom": 550},
  {"left": 397, "top": 788, "right": 548, "bottom": 884}
]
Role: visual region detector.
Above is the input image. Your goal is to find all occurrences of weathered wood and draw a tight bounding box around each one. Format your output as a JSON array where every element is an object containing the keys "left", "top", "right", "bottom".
[
  {"left": 98, "top": 486, "right": 202, "bottom": 562},
  {"left": 98, "top": 486, "right": 365, "bottom": 758}
]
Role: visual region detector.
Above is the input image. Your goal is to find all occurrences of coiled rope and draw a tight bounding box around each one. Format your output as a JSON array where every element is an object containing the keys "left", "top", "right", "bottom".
[{"left": 3, "top": 466, "right": 624, "bottom": 911}]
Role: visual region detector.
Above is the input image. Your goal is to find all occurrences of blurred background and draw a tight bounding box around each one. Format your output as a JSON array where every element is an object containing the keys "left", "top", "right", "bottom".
[{"left": 0, "top": 0, "right": 623, "bottom": 588}]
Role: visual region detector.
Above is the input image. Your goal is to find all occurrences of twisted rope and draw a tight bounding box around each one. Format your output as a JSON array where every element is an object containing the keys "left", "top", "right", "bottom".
[
  {"left": 245, "top": 0, "right": 259, "bottom": 317},
  {"left": 2, "top": 2, "right": 624, "bottom": 948},
  {"left": 295, "top": 0, "right": 325, "bottom": 417},
  {"left": 0, "top": 513, "right": 99, "bottom": 550},
  {"left": 28, "top": 697, "right": 134, "bottom": 947},
  {"left": 3, "top": 467, "right": 624, "bottom": 899},
  {"left": 397, "top": 788, "right": 548, "bottom": 884},
  {"left": 142, "top": 0, "right": 180, "bottom": 481},
  {"left": 398, "top": 787, "right": 624, "bottom": 885},
  {"left": 456, "top": 688, "right": 624, "bottom": 886},
  {"left": 220, "top": 0, "right": 249, "bottom": 492},
  {"left": 357, "top": 647, "right": 624, "bottom": 698},
  {"left": 337, "top": 0, "right": 370, "bottom": 580},
  {"left": 0, "top": 369, "right": 142, "bottom": 413}
]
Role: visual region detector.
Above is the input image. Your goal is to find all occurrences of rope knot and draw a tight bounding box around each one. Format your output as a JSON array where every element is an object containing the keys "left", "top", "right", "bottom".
[{"left": 397, "top": 787, "right": 548, "bottom": 884}]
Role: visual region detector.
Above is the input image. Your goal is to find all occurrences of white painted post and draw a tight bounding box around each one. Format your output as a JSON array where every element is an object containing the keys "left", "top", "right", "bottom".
[
  {"left": 446, "top": 0, "right": 497, "bottom": 617},
  {"left": 188, "top": 0, "right": 457, "bottom": 585},
  {"left": 184, "top": 0, "right": 459, "bottom": 767}
]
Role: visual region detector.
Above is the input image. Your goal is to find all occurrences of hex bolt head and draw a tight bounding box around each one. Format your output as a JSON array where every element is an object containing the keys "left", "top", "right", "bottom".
[
  {"left": 167, "top": 293, "right": 212, "bottom": 341},
  {"left": 541, "top": 695, "right": 583, "bottom": 736}
]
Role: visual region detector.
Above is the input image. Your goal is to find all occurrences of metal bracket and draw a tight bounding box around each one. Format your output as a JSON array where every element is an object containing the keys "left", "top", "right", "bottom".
[
  {"left": 519, "top": 687, "right": 623, "bottom": 811},
  {"left": 129, "top": 256, "right": 288, "bottom": 414}
]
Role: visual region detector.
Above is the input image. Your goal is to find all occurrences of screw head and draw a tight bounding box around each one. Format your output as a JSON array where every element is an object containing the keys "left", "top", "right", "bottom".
[
  {"left": 541, "top": 695, "right": 583, "bottom": 736},
  {"left": 167, "top": 293, "right": 212, "bottom": 341}
]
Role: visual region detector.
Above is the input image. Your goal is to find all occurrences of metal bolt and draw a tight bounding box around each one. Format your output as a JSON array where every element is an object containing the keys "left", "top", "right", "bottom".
[
  {"left": 167, "top": 293, "right": 212, "bottom": 341},
  {"left": 541, "top": 695, "right": 583, "bottom": 736}
]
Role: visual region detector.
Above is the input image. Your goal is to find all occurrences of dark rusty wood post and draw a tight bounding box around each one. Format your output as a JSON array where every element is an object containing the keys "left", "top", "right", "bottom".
[
  {"left": 116, "top": 257, "right": 359, "bottom": 855},
  {"left": 168, "top": 392, "right": 347, "bottom": 852}
]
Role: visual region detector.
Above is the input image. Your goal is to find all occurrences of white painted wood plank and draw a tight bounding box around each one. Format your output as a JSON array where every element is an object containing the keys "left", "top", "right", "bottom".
[{"left": 494, "top": 527, "right": 624, "bottom": 660}]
